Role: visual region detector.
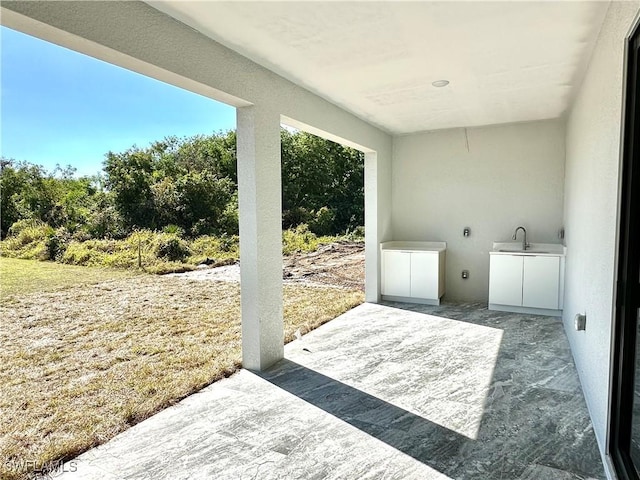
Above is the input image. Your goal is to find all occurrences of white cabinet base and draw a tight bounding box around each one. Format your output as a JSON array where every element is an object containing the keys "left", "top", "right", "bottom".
[
  {"left": 488, "top": 244, "right": 565, "bottom": 317},
  {"left": 488, "top": 303, "right": 561, "bottom": 317},
  {"left": 380, "top": 241, "right": 446, "bottom": 305},
  {"left": 382, "top": 294, "right": 442, "bottom": 306}
]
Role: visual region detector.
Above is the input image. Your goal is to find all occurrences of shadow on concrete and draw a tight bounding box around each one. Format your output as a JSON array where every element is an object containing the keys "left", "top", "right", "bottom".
[{"left": 258, "top": 358, "right": 470, "bottom": 477}]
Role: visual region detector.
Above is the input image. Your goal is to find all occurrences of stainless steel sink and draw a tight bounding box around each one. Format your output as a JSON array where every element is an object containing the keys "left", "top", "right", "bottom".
[
  {"left": 492, "top": 242, "right": 566, "bottom": 255},
  {"left": 498, "top": 249, "right": 549, "bottom": 254}
]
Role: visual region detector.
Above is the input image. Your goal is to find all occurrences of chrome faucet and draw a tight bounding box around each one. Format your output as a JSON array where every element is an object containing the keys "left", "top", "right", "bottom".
[{"left": 513, "top": 226, "right": 530, "bottom": 250}]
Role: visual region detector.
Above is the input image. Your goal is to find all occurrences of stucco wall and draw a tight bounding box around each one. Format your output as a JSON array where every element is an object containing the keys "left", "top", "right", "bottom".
[
  {"left": 392, "top": 120, "right": 565, "bottom": 302},
  {"left": 563, "top": 1, "right": 640, "bottom": 466}
]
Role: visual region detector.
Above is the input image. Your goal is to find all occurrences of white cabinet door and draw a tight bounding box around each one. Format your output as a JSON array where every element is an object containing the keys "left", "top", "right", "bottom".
[
  {"left": 382, "top": 250, "right": 411, "bottom": 297},
  {"left": 410, "top": 252, "right": 439, "bottom": 299},
  {"left": 489, "top": 255, "right": 523, "bottom": 306},
  {"left": 522, "top": 256, "right": 560, "bottom": 309}
]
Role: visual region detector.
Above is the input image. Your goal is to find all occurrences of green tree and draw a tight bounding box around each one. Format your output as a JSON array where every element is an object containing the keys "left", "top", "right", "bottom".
[
  {"left": 103, "top": 131, "right": 239, "bottom": 236},
  {"left": 281, "top": 130, "right": 364, "bottom": 234},
  {"left": 0, "top": 159, "right": 107, "bottom": 239},
  {"left": 103, "top": 148, "right": 156, "bottom": 230},
  {"left": 1, "top": 159, "right": 26, "bottom": 238},
  {"left": 2, "top": 128, "right": 364, "bottom": 241}
]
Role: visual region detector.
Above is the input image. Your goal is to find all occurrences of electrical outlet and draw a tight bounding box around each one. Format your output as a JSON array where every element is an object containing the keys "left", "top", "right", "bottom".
[{"left": 462, "top": 270, "right": 469, "bottom": 279}]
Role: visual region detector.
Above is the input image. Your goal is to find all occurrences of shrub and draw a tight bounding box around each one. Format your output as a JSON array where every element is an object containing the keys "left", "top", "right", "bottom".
[
  {"left": 71, "top": 229, "right": 93, "bottom": 243},
  {"left": 7, "top": 219, "right": 52, "bottom": 245},
  {"left": 189, "top": 219, "right": 208, "bottom": 237},
  {"left": 61, "top": 242, "right": 100, "bottom": 266},
  {"left": 282, "top": 207, "right": 313, "bottom": 230},
  {"left": 1, "top": 220, "right": 54, "bottom": 260},
  {"left": 84, "top": 204, "right": 126, "bottom": 240},
  {"left": 3, "top": 226, "right": 346, "bottom": 275},
  {"left": 162, "top": 224, "right": 184, "bottom": 236},
  {"left": 46, "top": 227, "right": 71, "bottom": 261},
  {"left": 218, "top": 196, "right": 239, "bottom": 236},
  {"left": 188, "top": 234, "right": 239, "bottom": 265},
  {"left": 308, "top": 207, "right": 335, "bottom": 236},
  {"left": 343, "top": 226, "right": 365, "bottom": 241},
  {"left": 155, "top": 235, "right": 190, "bottom": 262},
  {"left": 217, "top": 234, "right": 237, "bottom": 253},
  {"left": 282, "top": 224, "right": 318, "bottom": 254},
  {"left": 61, "top": 238, "right": 130, "bottom": 267}
]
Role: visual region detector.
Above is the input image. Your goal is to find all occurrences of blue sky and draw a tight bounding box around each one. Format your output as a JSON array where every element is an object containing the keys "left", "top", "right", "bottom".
[{"left": 1, "top": 26, "right": 236, "bottom": 177}]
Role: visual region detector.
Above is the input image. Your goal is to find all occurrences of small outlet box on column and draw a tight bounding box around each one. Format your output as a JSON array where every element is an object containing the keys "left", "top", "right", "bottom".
[{"left": 461, "top": 270, "right": 469, "bottom": 279}]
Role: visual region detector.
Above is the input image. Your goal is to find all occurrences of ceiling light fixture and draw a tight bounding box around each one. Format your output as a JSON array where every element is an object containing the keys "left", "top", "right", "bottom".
[{"left": 432, "top": 80, "right": 450, "bottom": 88}]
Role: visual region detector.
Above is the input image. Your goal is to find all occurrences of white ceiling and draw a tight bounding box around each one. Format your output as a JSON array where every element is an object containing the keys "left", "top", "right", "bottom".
[{"left": 148, "top": 1, "right": 610, "bottom": 135}]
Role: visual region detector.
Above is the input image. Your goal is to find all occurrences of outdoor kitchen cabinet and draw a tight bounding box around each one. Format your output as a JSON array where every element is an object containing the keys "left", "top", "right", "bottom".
[
  {"left": 380, "top": 241, "right": 446, "bottom": 305},
  {"left": 488, "top": 245, "right": 566, "bottom": 316}
]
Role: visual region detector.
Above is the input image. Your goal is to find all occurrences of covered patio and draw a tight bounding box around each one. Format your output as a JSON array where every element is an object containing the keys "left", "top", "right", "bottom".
[
  {"left": 58, "top": 302, "right": 603, "bottom": 480},
  {"left": 3, "top": 1, "right": 639, "bottom": 477}
]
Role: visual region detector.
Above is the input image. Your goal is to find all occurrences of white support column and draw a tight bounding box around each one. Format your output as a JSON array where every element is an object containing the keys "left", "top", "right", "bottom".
[
  {"left": 236, "top": 105, "right": 283, "bottom": 371},
  {"left": 364, "top": 151, "right": 380, "bottom": 303}
]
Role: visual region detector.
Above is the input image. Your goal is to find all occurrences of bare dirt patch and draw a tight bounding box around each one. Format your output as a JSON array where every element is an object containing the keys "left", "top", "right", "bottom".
[
  {"left": 283, "top": 241, "right": 365, "bottom": 290},
  {"left": 168, "top": 241, "right": 365, "bottom": 291}
]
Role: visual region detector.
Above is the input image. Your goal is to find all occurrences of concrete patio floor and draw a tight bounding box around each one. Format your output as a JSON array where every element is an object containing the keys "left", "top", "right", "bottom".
[{"left": 58, "top": 302, "right": 604, "bottom": 480}]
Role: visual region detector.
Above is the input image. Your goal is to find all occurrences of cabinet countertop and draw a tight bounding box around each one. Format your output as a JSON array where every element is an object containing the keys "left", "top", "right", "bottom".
[
  {"left": 380, "top": 241, "right": 446, "bottom": 252},
  {"left": 490, "top": 242, "right": 566, "bottom": 257}
]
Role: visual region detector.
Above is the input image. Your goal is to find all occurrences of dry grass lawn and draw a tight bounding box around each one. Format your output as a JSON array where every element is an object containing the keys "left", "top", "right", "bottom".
[
  {"left": 0, "top": 258, "right": 364, "bottom": 480},
  {"left": 0, "top": 257, "right": 137, "bottom": 297}
]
